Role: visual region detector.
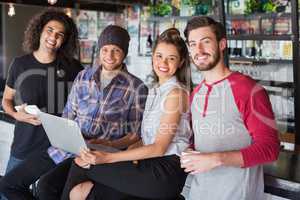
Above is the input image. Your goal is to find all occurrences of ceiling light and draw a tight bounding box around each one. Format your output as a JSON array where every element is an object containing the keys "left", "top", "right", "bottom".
[
  {"left": 65, "top": 8, "right": 72, "bottom": 17},
  {"left": 8, "top": 3, "right": 15, "bottom": 17},
  {"left": 48, "top": 0, "right": 58, "bottom": 5}
]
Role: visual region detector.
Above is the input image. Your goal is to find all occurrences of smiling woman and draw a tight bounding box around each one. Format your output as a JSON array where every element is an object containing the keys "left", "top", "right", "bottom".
[
  {"left": 152, "top": 42, "right": 182, "bottom": 85},
  {"left": 52, "top": 27, "right": 192, "bottom": 200}
]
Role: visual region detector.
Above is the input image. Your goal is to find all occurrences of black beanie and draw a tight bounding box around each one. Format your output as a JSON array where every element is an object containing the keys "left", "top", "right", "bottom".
[{"left": 98, "top": 25, "right": 130, "bottom": 56}]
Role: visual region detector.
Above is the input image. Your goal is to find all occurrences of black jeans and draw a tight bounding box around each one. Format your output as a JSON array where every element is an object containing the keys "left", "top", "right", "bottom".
[
  {"left": 36, "top": 158, "right": 134, "bottom": 200},
  {"left": 61, "top": 155, "right": 187, "bottom": 200},
  {"left": 37, "top": 158, "right": 73, "bottom": 200},
  {"left": 0, "top": 151, "right": 56, "bottom": 200}
]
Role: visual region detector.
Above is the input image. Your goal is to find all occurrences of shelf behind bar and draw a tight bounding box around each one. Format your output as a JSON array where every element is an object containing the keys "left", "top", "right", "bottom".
[
  {"left": 229, "top": 57, "right": 293, "bottom": 65},
  {"left": 266, "top": 89, "right": 294, "bottom": 97},
  {"left": 278, "top": 118, "right": 295, "bottom": 123},
  {"left": 147, "top": 16, "right": 192, "bottom": 22},
  {"left": 255, "top": 80, "right": 294, "bottom": 88},
  {"left": 146, "top": 15, "right": 217, "bottom": 22},
  {"left": 227, "top": 12, "right": 291, "bottom": 21},
  {"left": 147, "top": 12, "right": 292, "bottom": 22},
  {"left": 227, "top": 34, "right": 292, "bottom": 40}
]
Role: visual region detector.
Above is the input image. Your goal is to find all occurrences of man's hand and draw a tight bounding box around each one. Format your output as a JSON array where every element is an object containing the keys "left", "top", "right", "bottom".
[
  {"left": 127, "top": 140, "right": 143, "bottom": 150},
  {"left": 87, "top": 138, "right": 111, "bottom": 146},
  {"left": 13, "top": 104, "right": 41, "bottom": 126},
  {"left": 180, "top": 151, "right": 222, "bottom": 174}
]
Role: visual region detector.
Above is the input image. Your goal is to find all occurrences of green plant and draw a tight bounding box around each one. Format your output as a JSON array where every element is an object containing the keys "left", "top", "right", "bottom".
[
  {"left": 149, "top": 1, "right": 172, "bottom": 16},
  {"left": 262, "top": 1, "right": 277, "bottom": 13},
  {"left": 245, "top": 0, "right": 277, "bottom": 14},
  {"left": 182, "top": 0, "right": 211, "bottom": 7},
  {"left": 182, "top": 0, "right": 212, "bottom": 15},
  {"left": 245, "top": 0, "right": 262, "bottom": 14}
]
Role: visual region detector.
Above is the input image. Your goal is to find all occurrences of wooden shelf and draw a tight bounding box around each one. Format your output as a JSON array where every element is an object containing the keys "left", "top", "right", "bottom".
[{"left": 280, "top": 132, "right": 295, "bottom": 144}]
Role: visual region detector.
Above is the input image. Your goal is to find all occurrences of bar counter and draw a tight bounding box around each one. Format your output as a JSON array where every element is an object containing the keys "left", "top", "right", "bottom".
[
  {"left": 264, "top": 151, "right": 300, "bottom": 200},
  {"left": 0, "top": 112, "right": 300, "bottom": 199}
]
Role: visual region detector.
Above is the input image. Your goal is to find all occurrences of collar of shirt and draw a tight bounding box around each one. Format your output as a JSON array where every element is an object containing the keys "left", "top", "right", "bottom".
[{"left": 153, "top": 76, "right": 178, "bottom": 95}]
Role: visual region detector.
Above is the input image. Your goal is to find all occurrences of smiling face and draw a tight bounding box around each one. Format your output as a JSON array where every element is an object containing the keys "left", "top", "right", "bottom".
[
  {"left": 39, "top": 20, "right": 65, "bottom": 54},
  {"left": 187, "top": 26, "right": 225, "bottom": 71},
  {"left": 152, "top": 42, "right": 182, "bottom": 84},
  {"left": 99, "top": 44, "right": 125, "bottom": 71}
]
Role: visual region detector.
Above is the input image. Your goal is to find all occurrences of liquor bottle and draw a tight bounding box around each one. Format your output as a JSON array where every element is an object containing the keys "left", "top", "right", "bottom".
[
  {"left": 147, "top": 34, "right": 153, "bottom": 49},
  {"left": 236, "top": 40, "right": 243, "bottom": 57},
  {"left": 250, "top": 41, "right": 256, "bottom": 58},
  {"left": 146, "top": 34, "right": 153, "bottom": 55},
  {"left": 227, "top": 40, "right": 232, "bottom": 56},
  {"left": 245, "top": 40, "right": 256, "bottom": 58},
  {"left": 231, "top": 40, "right": 238, "bottom": 57}
]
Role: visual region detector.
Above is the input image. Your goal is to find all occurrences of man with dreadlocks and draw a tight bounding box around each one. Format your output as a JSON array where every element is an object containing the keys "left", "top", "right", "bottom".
[{"left": 0, "top": 9, "right": 82, "bottom": 200}]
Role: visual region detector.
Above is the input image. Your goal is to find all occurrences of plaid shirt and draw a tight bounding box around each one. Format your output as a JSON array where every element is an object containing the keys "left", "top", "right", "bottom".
[{"left": 48, "top": 65, "right": 148, "bottom": 164}]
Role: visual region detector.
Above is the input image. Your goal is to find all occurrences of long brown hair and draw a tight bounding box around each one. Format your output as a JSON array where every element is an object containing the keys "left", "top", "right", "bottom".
[
  {"left": 152, "top": 28, "right": 191, "bottom": 90},
  {"left": 23, "top": 8, "right": 79, "bottom": 60}
]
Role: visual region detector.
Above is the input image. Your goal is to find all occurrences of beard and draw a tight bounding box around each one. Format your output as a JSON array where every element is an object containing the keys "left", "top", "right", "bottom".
[{"left": 193, "top": 49, "right": 221, "bottom": 72}]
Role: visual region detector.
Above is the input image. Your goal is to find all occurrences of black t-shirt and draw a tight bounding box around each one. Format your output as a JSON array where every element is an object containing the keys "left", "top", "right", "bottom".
[{"left": 6, "top": 54, "right": 83, "bottom": 159}]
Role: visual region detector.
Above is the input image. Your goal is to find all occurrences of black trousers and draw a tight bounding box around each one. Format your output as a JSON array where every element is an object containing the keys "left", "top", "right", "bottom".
[
  {"left": 37, "top": 158, "right": 139, "bottom": 200},
  {"left": 37, "top": 158, "right": 73, "bottom": 200},
  {"left": 0, "top": 150, "right": 56, "bottom": 200},
  {"left": 61, "top": 155, "right": 187, "bottom": 200}
]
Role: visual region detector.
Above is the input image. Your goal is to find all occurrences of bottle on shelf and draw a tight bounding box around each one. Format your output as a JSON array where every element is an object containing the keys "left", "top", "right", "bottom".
[
  {"left": 231, "top": 40, "right": 238, "bottom": 57},
  {"left": 146, "top": 34, "right": 153, "bottom": 54},
  {"left": 236, "top": 40, "right": 243, "bottom": 57},
  {"left": 147, "top": 34, "right": 153, "bottom": 49},
  {"left": 244, "top": 40, "right": 256, "bottom": 58},
  {"left": 254, "top": 41, "right": 262, "bottom": 60},
  {"left": 228, "top": 40, "right": 234, "bottom": 56},
  {"left": 228, "top": 28, "right": 237, "bottom": 57}
]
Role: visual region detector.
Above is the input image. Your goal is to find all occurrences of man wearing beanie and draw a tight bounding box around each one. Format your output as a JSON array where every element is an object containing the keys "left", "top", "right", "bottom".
[{"left": 2, "top": 25, "right": 148, "bottom": 200}]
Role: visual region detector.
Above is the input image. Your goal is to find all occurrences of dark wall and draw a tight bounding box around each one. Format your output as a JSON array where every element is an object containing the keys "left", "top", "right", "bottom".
[
  {"left": 0, "top": 4, "right": 4, "bottom": 91},
  {"left": 2, "top": 3, "right": 44, "bottom": 79}
]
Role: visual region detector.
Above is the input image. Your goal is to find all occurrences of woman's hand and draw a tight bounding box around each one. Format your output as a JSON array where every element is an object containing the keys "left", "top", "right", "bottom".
[
  {"left": 79, "top": 148, "right": 113, "bottom": 165},
  {"left": 74, "top": 156, "right": 90, "bottom": 169}
]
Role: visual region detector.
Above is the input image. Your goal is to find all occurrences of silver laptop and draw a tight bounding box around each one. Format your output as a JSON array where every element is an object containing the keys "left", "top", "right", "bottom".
[{"left": 38, "top": 112, "right": 119, "bottom": 155}]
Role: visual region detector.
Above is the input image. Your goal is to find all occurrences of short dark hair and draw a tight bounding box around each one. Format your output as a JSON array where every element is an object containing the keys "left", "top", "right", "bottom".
[
  {"left": 23, "top": 8, "right": 79, "bottom": 59},
  {"left": 152, "top": 28, "right": 191, "bottom": 89},
  {"left": 184, "top": 16, "right": 226, "bottom": 42}
]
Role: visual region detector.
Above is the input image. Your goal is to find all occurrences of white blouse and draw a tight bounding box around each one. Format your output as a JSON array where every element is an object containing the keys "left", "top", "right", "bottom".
[{"left": 141, "top": 77, "right": 192, "bottom": 156}]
